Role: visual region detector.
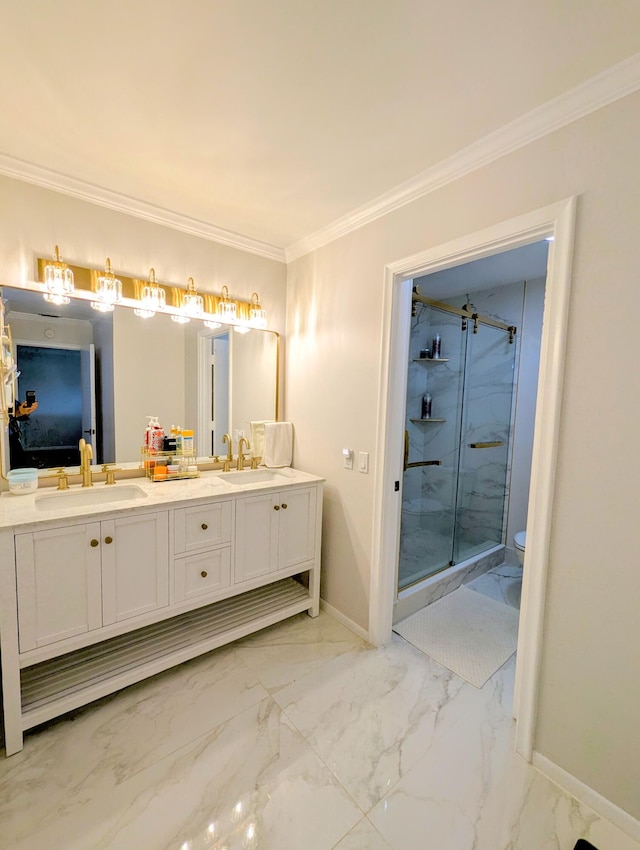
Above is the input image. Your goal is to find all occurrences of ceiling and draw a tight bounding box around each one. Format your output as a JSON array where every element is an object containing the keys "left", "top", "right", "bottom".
[
  {"left": 1, "top": 2, "right": 639, "bottom": 254},
  {"left": 416, "top": 240, "right": 550, "bottom": 300}
]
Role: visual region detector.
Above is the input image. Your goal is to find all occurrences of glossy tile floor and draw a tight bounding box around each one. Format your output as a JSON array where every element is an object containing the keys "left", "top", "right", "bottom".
[{"left": 1, "top": 600, "right": 637, "bottom": 848}]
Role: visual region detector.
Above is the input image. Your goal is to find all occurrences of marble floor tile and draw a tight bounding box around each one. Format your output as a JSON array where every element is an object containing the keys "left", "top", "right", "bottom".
[
  {"left": 0, "top": 643, "right": 267, "bottom": 834},
  {"left": 368, "top": 658, "right": 516, "bottom": 850},
  {"left": 234, "top": 610, "right": 367, "bottom": 693},
  {"left": 272, "top": 634, "right": 478, "bottom": 812},
  {"left": 2, "top": 610, "right": 636, "bottom": 850},
  {"left": 499, "top": 752, "right": 640, "bottom": 850},
  {"left": 333, "top": 816, "right": 394, "bottom": 849},
  {"left": 2, "top": 697, "right": 362, "bottom": 850}
]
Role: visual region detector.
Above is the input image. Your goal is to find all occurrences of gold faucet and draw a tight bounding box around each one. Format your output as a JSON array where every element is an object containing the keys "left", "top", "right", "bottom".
[
  {"left": 221, "top": 433, "right": 233, "bottom": 472},
  {"left": 237, "top": 437, "right": 251, "bottom": 470},
  {"left": 79, "top": 438, "right": 94, "bottom": 487}
]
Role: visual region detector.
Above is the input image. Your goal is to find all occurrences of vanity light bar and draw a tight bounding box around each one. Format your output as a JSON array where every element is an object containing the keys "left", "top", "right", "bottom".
[{"left": 35, "top": 257, "right": 269, "bottom": 330}]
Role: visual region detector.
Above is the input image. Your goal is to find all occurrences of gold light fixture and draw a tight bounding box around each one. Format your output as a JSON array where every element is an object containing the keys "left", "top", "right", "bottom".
[
  {"left": 91, "top": 258, "right": 122, "bottom": 312},
  {"left": 216, "top": 285, "right": 237, "bottom": 323},
  {"left": 43, "top": 245, "right": 74, "bottom": 305},
  {"left": 249, "top": 292, "right": 267, "bottom": 329},
  {"left": 134, "top": 268, "right": 166, "bottom": 318},
  {"left": 171, "top": 276, "right": 203, "bottom": 324}
]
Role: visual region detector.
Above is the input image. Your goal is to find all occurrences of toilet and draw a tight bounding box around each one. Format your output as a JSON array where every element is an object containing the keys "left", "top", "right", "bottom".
[{"left": 514, "top": 531, "right": 526, "bottom": 566}]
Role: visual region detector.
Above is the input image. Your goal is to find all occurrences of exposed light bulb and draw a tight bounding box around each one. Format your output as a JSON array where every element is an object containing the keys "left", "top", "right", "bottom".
[
  {"left": 43, "top": 245, "right": 74, "bottom": 305},
  {"left": 95, "top": 258, "right": 123, "bottom": 305}
]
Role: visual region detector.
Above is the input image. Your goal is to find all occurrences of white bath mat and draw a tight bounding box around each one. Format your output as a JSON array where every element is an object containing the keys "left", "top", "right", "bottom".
[{"left": 393, "top": 585, "right": 519, "bottom": 688}]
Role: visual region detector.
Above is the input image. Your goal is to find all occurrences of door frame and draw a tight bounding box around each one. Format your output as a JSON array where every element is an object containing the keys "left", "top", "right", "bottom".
[{"left": 369, "top": 197, "right": 576, "bottom": 761}]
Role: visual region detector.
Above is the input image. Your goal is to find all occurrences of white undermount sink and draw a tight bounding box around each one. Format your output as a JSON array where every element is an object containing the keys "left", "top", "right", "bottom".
[
  {"left": 35, "top": 483, "right": 148, "bottom": 511},
  {"left": 212, "top": 469, "right": 288, "bottom": 486}
]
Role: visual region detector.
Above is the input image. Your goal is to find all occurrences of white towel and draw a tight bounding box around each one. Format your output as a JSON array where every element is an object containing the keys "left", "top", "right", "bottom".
[
  {"left": 263, "top": 422, "right": 293, "bottom": 468},
  {"left": 250, "top": 420, "right": 275, "bottom": 460}
]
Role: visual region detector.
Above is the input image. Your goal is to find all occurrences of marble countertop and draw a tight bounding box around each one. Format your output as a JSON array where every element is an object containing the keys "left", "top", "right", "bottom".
[{"left": 0, "top": 467, "right": 324, "bottom": 530}]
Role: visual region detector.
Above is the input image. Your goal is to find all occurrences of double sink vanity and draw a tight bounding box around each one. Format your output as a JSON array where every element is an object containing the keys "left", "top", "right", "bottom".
[{"left": 0, "top": 466, "right": 323, "bottom": 756}]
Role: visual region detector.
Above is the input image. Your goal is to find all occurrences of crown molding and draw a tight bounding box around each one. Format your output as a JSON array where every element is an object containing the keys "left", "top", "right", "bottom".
[
  {"left": 0, "top": 154, "right": 286, "bottom": 264},
  {"left": 286, "top": 52, "right": 640, "bottom": 262}
]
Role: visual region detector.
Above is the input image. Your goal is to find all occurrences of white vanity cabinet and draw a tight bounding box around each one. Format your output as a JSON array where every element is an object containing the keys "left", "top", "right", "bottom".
[
  {"left": 234, "top": 486, "right": 317, "bottom": 583},
  {"left": 15, "top": 512, "right": 169, "bottom": 652},
  {"left": 0, "top": 472, "right": 323, "bottom": 757}
]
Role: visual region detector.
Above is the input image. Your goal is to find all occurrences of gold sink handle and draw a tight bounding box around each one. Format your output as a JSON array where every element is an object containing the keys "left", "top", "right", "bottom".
[{"left": 101, "top": 463, "right": 121, "bottom": 485}]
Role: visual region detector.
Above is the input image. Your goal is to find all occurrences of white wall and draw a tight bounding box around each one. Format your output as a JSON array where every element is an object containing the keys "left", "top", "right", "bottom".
[{"left": 286, "top": 92, "right": 640, "bottom": 821}]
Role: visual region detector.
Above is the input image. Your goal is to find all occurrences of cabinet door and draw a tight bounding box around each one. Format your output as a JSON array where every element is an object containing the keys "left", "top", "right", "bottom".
[
  {"left": 277, "top": 487, "right": 317, "bottom": 570},
  {"left": 234, "top": 492, "right": 279, "bottom": 583},
  {"left": 15, "top": 523, "right": 102, "bottom": 652},
  {"left": 101, "top": 512, "right": 169, "bottom": 625}
]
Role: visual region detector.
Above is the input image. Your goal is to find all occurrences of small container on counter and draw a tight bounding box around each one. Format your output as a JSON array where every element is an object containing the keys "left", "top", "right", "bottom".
[
  {"left": 432, "top": 334, "right": 442, "bottom": 359},
  {"left": 419, "top": 348, "right": 430, "bottom": 359},
  {"left": 181, "top": 429, "right": 194, "bottom": 455},
  {"left": 7, "top": 468, "right": 39, "bottom": 495}
]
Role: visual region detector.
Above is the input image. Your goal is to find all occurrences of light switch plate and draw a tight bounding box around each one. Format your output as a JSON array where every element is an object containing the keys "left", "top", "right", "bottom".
[{"left": 358, "top": 451, "right": 369, "bottom": 473}]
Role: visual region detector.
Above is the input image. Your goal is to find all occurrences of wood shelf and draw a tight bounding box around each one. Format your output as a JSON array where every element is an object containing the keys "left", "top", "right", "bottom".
[{"left": 410, "top": 418, "right": 446, "bottom": 424}]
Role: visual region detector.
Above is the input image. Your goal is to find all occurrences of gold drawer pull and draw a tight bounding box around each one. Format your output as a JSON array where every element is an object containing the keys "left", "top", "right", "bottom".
[
  {"left": 200, "top": 570, "right": 208, "bottom": 578},
  {"left": 104, "top": 536, "right": 113, "bottom": 544},
  {"left": 274, "top": 504, "right": 280, "bottom": 511},
  {"left": 468, "top": 441, "right": 504, "bottom": 449},
  {"left": 281, "top": 503, "right": 288, "bottom": 510},
  {"left": 90, "top": 539, "right": 99, "bottom": 548},
  {"left": 201, "top": 523, "right": 208, "bottom": 530}
]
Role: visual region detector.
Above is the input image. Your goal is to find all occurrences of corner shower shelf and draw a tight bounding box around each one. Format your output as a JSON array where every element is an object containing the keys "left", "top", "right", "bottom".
[
  {"left": 412, "top": 358, "right": 449, "bottom": 363},
  {"left": 410, "top": 418, "right": 446, "bottom": 424}
]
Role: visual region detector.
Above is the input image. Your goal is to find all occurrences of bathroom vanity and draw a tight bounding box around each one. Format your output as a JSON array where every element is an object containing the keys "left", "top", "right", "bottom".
[{"left": 0, "top": 468, "right": 323, "bottom": 756}]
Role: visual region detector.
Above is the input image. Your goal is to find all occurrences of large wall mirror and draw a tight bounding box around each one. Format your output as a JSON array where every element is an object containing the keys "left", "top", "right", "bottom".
[{"left": 1, "top": 286, "right": 279, "bottom": 474}]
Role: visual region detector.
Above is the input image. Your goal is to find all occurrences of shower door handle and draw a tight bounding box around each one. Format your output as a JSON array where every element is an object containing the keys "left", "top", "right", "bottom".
[
  {"left": 468, "top": 441, "right": 504, "bottom": 449},
  {"left": 403, "top": 430, "right": 442, "bottom": 471}
]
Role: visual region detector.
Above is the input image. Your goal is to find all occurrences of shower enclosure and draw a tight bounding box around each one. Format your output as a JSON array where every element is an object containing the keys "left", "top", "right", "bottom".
[{"left": 398, "top": 289, "right": 518, "bottom": 590}]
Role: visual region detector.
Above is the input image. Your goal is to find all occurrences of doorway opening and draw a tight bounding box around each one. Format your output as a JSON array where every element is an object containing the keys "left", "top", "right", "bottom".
[
  {"left": 397, "top": 242, "right": 547, "bottom": 604},
  {"left": 370, "top": 198, "right": 576, "bottom": 760},
  {"left": 14, "top": 342, "right": 96, "bottom": 468}
]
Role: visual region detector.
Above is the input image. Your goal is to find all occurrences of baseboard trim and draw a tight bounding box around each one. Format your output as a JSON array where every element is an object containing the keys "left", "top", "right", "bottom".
[
  {"left": 533, "top": 752, "right": 640, "bottom": 842},
  {"left": 319, "top": 599, "right": 370, "bottom": 643}
]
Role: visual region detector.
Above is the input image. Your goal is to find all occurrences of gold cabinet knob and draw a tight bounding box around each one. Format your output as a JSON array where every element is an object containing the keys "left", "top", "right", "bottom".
[
  {"left": 273, "top": 504, "right": 280, "bottom": 511},
  {"left": 200, "top": 570, "right": 208, "bottom": 578},
  {"left": 281, "top": 503, "right": 288, "bottom": 510},
  {"left": 90, "top": 539, "right": 99, "bottom": 547},
  {"left": 104, "top": 536, "right": 113, "bottom": 544},
  {"left": 201, "top": 523, "right": 208, "bottom": 530}
]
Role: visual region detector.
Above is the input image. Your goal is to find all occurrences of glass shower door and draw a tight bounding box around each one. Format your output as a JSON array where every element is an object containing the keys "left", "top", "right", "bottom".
[
  {"left": 397, "top": 305, "right": 466, "bottom": 590},
  {"left": 453, "top": 324, "right": 516, "bottom": 564}
]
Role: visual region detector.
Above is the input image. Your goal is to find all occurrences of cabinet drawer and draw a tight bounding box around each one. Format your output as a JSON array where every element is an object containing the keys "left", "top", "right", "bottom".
[
  {"left": 174, "top": 548, "right": 232, "bottom": 602},
  {"left": 174, "top": 502, "right": 232, "bottom": 554}
]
